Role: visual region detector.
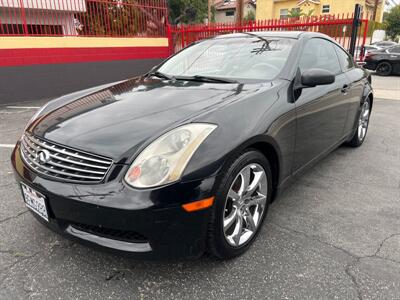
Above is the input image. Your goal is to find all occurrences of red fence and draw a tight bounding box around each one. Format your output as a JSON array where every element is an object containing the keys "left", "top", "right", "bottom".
[
  {"left": 168, "top": 14, "right": 371, "bottom": 61},
  {"left": 1, "top": 2, "right": 372, "bottom": 61},
  {"left": 0, "top": 0, "right": 168, "bottom": 37}
]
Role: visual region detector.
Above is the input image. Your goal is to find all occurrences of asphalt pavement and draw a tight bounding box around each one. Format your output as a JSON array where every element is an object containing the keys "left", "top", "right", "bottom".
[{"left": 0, "top": 75, "right": 399, "bottom": 299}]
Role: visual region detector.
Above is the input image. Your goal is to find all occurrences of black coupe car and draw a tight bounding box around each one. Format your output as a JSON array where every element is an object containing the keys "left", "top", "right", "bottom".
[
  {"left": 364, "top": 45, "right": 400, "bottom": 76},
  {"left": 11, "top": 32, "right": 373, "bottom": 259}
]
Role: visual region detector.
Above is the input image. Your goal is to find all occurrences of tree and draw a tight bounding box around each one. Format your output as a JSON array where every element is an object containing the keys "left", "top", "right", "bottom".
[
  {"left": 384, "top": 5, "right": 400, "bottom": 41},
  {"left": 287, "top": 8, "right": 302, "bottom": 18},
  {"left": 78, "top": 1, "right": 166, "bottom": 36},
  {"left": 211, "top": 5, "right": 216, "bottom": 23},
  {"left": 303, "top": 9, "right": 315, "bottom": 17},
  {"left": 244, "top": 10, "right": 255, "bottom": 21},
  {"left": 167, "top": 0, "right": 208, "bottom": 24},
  {"left": 287, "top": 7, "right": 314, "bottom": 18}
]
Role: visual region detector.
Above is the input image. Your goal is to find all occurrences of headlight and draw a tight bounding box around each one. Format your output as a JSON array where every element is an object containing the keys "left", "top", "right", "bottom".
[{"left": 124, "top": 123, "right": 217, "bottom": 188}]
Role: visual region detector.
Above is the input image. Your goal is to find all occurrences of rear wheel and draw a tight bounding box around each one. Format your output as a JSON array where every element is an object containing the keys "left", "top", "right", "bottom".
[
  {"left": 347, "top": 98, "right": 371, "bottom": 147},
  {"left": 207, "top": 150, "right": 272, "bottom": 259},
  {"left": 376, "top": 61, "right": 392, "bottom": 76}
]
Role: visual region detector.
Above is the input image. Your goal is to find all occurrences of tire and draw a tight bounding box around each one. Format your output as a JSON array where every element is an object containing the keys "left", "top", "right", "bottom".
[
  {"left": 347, "top": 98, "right": 371, "bottom": 147},
  {"left": 207, "top": 149, "right": 272, "bottom": 259},
  {"left": 376, "top": 61, "right": 393, "bottom": 76}
]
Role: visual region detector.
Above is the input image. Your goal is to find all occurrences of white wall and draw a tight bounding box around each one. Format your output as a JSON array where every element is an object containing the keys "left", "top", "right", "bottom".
[
  {"left": 0, "top": 8, "right": 78, "bottom": 35},
  {"left": 0, "top": 0, "right": 86, "bottom": 12}
]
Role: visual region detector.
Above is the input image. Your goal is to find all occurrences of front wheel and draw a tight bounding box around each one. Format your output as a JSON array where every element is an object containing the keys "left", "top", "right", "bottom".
[
  {"left": 347, "top": 99, "right": 371, "bottom": 147},
  {"left": 207, "top": 150, "right": 272, "bottom": 259},
  {"left": 376, "top": 62, "right": 392, "bottom": 76}
]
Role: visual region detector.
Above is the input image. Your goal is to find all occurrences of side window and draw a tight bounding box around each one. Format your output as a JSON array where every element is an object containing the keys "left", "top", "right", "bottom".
[
  {"left": 334, "top": 45, "right": 354, "bottom": 72},
  {"left": 280, "top": 9, "right": 288, "bottom": 19},
  {"left": 299, "top": 38, "right": 342, "bottom": 75},
  {"left": 322, "top": 5, "right": 330, "bottom": 13},
  {"left": 388, "top": 46, "right": 400, "bottom": 54}
]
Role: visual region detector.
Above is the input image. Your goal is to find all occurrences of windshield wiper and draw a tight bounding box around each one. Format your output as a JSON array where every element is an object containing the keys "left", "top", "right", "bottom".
[
  {"left": 147, "top": 71, "right": 175, "bottom": 81},
  {"left": 177, "top": 75, "right": 238, "bottom": 84}
]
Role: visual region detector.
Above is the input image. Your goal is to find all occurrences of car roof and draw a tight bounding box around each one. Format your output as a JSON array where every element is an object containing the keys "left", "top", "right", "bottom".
[{"left": 213, "top": 31, "right": 332, "bottom": 40}]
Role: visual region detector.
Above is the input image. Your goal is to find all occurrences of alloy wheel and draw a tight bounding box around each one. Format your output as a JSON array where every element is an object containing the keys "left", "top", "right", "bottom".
[
  {"left": 358, "top": 101, "right": 370, "bottom": 141},
  {"left": 376, "top": 62, "right": 392, "bottom": 76},
  {"left": 223, "top": 163, "right": 268, "bottom": 247}
]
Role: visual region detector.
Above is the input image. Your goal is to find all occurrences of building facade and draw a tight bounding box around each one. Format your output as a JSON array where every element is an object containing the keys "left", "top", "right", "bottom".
[
  {"left": 0, "top": 0, "right": 87, "bottom": 35},
  {"left": 213, "top": 0, "right": 256, "bottom": 23},
  {"left": 256, "top": 0, "right": 385, "bottom": 22}
]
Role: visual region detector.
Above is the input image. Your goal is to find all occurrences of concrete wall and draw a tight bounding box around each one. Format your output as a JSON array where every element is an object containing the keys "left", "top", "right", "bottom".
[
  {"left": 0, "top": 58, "right": 163, "bottom": 105},
  {"left": 0, "top": 36, "right": 169, "bottom": 104}
]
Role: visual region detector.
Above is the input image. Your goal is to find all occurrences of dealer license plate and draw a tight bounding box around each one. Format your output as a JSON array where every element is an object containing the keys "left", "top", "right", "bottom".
[{"left": 21, "top": 183, "right": 49, "bottom": 222}]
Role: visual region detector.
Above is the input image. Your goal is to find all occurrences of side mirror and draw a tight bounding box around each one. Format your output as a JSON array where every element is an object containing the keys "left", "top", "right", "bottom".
[{"left": 300, "top": 68, "right": 335, "bottom": 87}]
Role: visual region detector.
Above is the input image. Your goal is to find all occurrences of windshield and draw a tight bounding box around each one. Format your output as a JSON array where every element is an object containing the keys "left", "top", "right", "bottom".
[{"left": 158, "top": 36, "right": 297, "bottom": 82}]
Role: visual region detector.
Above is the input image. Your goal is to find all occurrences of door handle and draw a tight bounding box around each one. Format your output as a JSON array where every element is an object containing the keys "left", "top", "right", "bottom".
[{"left": 341, "top": 84, "right": 350, "bottom": 94}]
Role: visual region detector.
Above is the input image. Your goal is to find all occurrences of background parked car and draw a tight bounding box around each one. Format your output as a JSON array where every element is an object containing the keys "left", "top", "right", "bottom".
[
  {"left": 364, "top": 45, "right": 400, "bottom": 76},
  {"left": 356, "top": 45, "right": 379, "bottom": 61},
  {"left": 370, "top": 41, "right": 398, "bottom": 49}
]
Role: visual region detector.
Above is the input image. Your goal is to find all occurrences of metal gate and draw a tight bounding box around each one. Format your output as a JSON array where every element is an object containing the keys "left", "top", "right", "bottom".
[{"left": 167, "top": 9, "right": 370, "bottom": 61}]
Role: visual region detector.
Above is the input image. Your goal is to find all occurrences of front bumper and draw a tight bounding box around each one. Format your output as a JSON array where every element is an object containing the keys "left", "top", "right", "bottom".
[
  {"left": 11, "top": 142, "right": 216, "bottom": 259},
  {"left": 363, "top": 61, "right": 377, "bottom": 71}
]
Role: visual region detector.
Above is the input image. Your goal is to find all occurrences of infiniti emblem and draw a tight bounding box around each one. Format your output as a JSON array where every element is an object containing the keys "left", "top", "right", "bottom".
[{"left": 36, "top": 149, "right": 50, "bottom": 164}]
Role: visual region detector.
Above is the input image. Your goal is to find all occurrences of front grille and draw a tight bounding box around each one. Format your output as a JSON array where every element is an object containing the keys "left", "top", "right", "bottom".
[
  {"left": 20, "top": 133, "right": 113, "bottom": 183},
  {"left": 70, "top": 222, "right": 148, "bottom": 243}
]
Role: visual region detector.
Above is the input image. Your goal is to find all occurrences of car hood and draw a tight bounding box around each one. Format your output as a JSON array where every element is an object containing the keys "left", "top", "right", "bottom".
[{"left": 28, "top": 77, "right": 272, "bottom": 163}]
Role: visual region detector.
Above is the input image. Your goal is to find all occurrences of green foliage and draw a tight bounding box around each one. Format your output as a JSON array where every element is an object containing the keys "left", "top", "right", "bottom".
[
  {"left": 303, "top": 9, "right": 314, "bottom": 17},
  {"left": 287, "top": 7, "right": 314, "bottom": 18},
  {"left": 366, "top": 20, "right": 385, "bottom": 37},
  {"left": 167, "top": 0, "right": 208, "bottom": 24},
  {"left": 382, "top": 11, "right": 389, "bottom": 22},
  {"left": 211, "top": 5, "right": 216, "bottom": 23},
  {"left": 78, "top": 0, "right": 162, "bottom": 36},
  {"left": 384, "top": 5, "right": 400, "bottom": 40},
  {"left": 287, "top": 8, "right": 301, "bottom": 18},
  {"left": 244, "top": 10, "right": 255, "bottom": 21}
]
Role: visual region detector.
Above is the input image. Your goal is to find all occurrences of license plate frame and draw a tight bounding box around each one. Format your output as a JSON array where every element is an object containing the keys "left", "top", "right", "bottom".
[{"left": 20, "top": 183, "right": 49, "bottom": 222}]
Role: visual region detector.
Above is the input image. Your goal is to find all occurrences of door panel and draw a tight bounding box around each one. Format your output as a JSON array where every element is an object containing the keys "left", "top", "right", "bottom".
[
  {"left": 293, "top": 38, "right": 350, "bottom": 172},
  {"left": 343, "top": 68, "right": 365, "bottom": 135},
  {"left": 293, "top": 74, "right": 349, "bottom": 171},
  {"left": 334, "top": 44, "right": 365, "bottom": 136}
]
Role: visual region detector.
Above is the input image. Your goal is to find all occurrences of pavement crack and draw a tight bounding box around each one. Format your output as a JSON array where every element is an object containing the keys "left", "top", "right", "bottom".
[
  {"left": 0, "top": 210, "right": 29, "bottom": 225},
  {"left": 273, "top": 223, "right": 400, "bottom": 299},
  {"left": 374, "top": 233, "right": 400, "bottom": 256},
  {"left": 0, "top": 251, "right": 40, "bottom": 286},
  {"left": 270, "top": 222, "right": 358, "bottom": 258},
  {"left": 345, "top": 259, "right": 363, "bottom": 300},
  {"left": 373, "top": 233, "right": 400, "bottom": 264},
  {"left": 271, "top": 222, "right": 365, "bottom": 298}
]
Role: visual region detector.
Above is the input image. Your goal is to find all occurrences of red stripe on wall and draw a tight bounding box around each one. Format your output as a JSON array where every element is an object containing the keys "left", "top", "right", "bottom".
[{"left": 0, "top": 47, "right": 169, "bottom": 67}]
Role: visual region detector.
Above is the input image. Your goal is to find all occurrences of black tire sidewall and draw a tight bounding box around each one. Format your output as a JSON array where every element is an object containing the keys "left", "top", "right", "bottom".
[
  {"left": 208, "top": 150, "right": 273, "bottom": 259},
  {"left": 376, "top": 62, "right": 392, "bottom": 76},
  {"left": 347, "top": 97, "right": 372, "bottom": 147}
]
